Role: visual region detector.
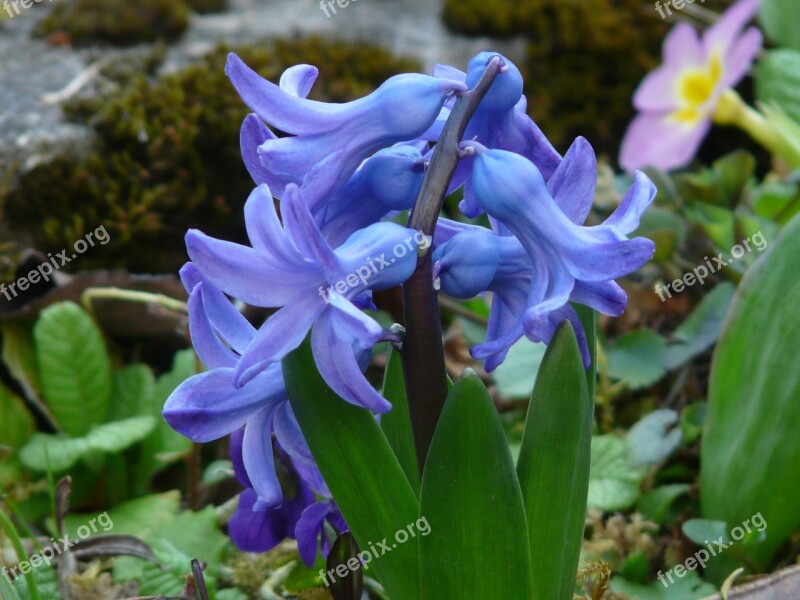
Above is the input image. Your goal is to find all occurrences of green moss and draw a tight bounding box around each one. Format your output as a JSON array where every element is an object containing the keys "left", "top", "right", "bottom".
[
  {"left": 186, "top": 0, "right": 230, "bottom": 14},
  {"left": 36, "top": 0, "right": 191, "bottom": 46},
  {"left": 442, "top": 0, "right": 734, "bottom": 156},
  {"left": 1, "top": 37, "right": 420, "bottom": 273}
]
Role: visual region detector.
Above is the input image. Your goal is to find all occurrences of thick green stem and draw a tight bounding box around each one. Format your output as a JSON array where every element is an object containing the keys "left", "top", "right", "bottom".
[{"left": 400, "top": 56, "right": 502, "bottom": 476}]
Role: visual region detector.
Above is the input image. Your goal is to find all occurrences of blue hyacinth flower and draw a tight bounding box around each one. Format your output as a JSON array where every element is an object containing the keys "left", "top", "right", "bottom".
[
  {"left": 163, "top": 264, "right": 326, "bottom": 510},
  {"left": 226, "top": 53, "right": 465, "bottom": 205},
  {"left": 434, "top": 137, "right": 656, "bottom": 369},
  {"left": 183, "top": 183, "right": 420, "bottom": 412}
]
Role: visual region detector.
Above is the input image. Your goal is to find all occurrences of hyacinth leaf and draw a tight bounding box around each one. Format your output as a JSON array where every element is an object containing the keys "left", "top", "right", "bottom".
[
  {"left": 419, "top": 371, "right": 532, "bottom": 600},
  {"left": 701, "top": 212, "right": 800, "bottom": 573},
  {"left": 516, "top": 322, "right": 592, "bottom": 600},
  {"left": 380, "top": 348, "right": 420, "bottom": 497},
  {"left": 283, "top": 338, "right": 420, "bottom": 600},
  {"left": 33, "top": 301, "right": 113, "bottom": 436}
]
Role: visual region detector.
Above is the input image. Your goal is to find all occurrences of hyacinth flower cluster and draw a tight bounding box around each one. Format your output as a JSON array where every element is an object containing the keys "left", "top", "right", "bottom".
[{"left": 163, "top": 49, "right": 656, "bottom": 568}]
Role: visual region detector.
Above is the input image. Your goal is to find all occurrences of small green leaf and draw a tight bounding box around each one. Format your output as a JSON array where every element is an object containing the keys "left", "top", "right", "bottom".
[
  {"left": 0, "top": 382, "right": 36, "bottom": 450},
  {"left": 85, "top": 416, "right": 157, "bottom": 452},
  {"left": 611, "top": 570, "right": 716, "bottom": 600},
  {"left": 606, "top": 329, "right": 667, "bottom": 390},
  {"left": 756, "top": 50, "right": 800, "bottom": 127},
  {"left": 283, "top": 338, "right": 420, "bottom": 600},
  {"left": 662, "top": 283, "right": 735, "bottom": 370},
  {"left": 419, "top": 371, "right": 532, "bottom": 600},
  {"left": 588, "top": 435, "right": 646, "bottom": 511},
  {"left": 380, "top": 349, "right": 420, "bottom": 496},
  {"left": 19, "top": 416, "right": 156, "bottom": 471},
  {"left": 759, "top": 1, "right": 800, "bottom": 52},
  {"left": 110, "top": 363, "right": 156, "bottom": 421},
  {"left": 637, "top": 484, "right": 691, "bottom": 525},
  {"left": 492, "top": 338, "right": 546, "bottom": 399},
  {"left": 626, "top": 409, "right": 682, "bottom": 467},
  {"left": 682, "top": 519, "right": 730, "bottom": 547},
  {"left": 517, "top": 322, "right": 591, "bottom": 600},
  {"left": 34, "top": 302, "right": 113, "bottom": 436}
]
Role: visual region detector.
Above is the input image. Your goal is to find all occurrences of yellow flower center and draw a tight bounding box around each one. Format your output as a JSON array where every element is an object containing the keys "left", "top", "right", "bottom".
[{"left": 672, "top": 54, "right": 724, "bottom": 125}]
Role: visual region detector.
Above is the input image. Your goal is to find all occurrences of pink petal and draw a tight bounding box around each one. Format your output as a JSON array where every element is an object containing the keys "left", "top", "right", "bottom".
[
  {"left": 722, "top": 27, "right": 763, "bottom": 87},
  {"left": 619, "top": 112, "right": 711, "bottom": 172},
  {"left": 704, "top": 0, "right": 761, "bottom": 56}
]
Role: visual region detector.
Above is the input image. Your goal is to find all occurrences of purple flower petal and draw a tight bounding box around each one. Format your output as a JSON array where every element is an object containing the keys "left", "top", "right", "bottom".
[
  {"left": 279, "top": 64, "right": 318, "bottom": 98},
  {"left": 619, "top": 111, "right": 712, "bottom": 172},
  {"left": 243, "top": 404, "right": 282, "bottom": 509},
  {"left": 703, "top": 0, "right": 761, "bottom": 56},
  {"left": 547, "top": 136, "right": 597, "bottom": 224},
  {"left": 163, "top": 366, "right": 284, "bottom": 442}
]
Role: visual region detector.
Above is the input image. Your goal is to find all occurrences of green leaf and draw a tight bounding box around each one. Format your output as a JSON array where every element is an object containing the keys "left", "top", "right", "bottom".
[
  {"left": 588, "top": 435, "right": 647, "bottom": 511},
  {"left": 283, "top": 338, "right": 420, "bottom": 600},
  {"left": 662, "top": 283, "right": 735, "bottom": 370},
  {"left": 679, "top": 402, "right": 707, "bottom": 445},
  {"left": 19, "top": 416, "right": 156, "bottom": 471},
  {"left": 682, "top": 519, "right": 730, "bottom": 547},
  {"left": 626, "top": 409, "right": 682, "bottom": 467},
  {"left": 1, "top": 321, "right": 56, "bottom": 427},
  {"left": 517, "top": 322, "right": 591, "bottom": 600},
  {"left": 110, "top": 363, "right": 156, "bottom": 421},
  {"left": 759, "top": 0, "right": 800, "bottom": 52},
  {"left": 380, "top": 348, "right": 420, "bottom": 497},
  {"left": 701, "top": 212, "right": 800, "bottom": 570},
  {"left": 606, "top": 329, "right": 667, "bottom": 390},
  {"left": 637, "top": 484, "right": 691, "bottom": 525},
  {"left": 34, "top": 302, "right": 113, "bottom": 436},
  {"left": 611, "top": 570, "right": 716, "bottom": 600},
  {"left": 135, "top": 349, "right": 195, "bottom": 485},
  {"left": 492, "top": 337, "right": 546, "bottom": 399},
  {"left": 0, "top": 382, "right": 36, "bottom": 450},
  {"left": 756, "top": 50, "right": 800, "bottom": 125},
  {"left": 419, "top": 371, "right": 532, "bottom": 600}
]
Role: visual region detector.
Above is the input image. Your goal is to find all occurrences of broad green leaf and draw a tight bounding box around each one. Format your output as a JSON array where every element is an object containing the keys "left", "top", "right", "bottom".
[
  {"left": 606, "top": 329, "right": 667, "bottom": 390},
  {"left": 419, "top": 371, "right": 532, "bottom": 600},
  {"left": 682, "top": 519, "right": 730, "bottom": 547},
  {"left": 135, "top": 349, "right": 195, "bottom": 485},
  {"left": 759, "top": 0, "right": 800, "bottom": 52},
  {"left": 662, "top": 283, "right": 735, "bottom": 370},
  {"left": 283, "top": 338, "right": 420, "bottom": 600},
  {"left": 380, "top": 349, "right": 420, "bottom": 496},
  {"left": 701, "top": 212, "right": 800, "bottom": 570},
  {"left": 110, "top": 363, "right": 156, "bottom": 421},
  {"left": 611, "top": 570, "right": 716, "bottom": 600},
  {"left": 588, "top": 435, "right": 647, "bottom": 511},
  {"left": 19, "top": 416, "right": 156, "bottom": 471},
  {"left": 756, "top": 50, "right": 800, "bottom": 125},
  {"left": 0, "top": 381, "right": 35, "bottom": 450},
  {"left": 492, "top": 337, "right": 546, "bottom": 399},
  {"left": 626, "top": 409, "right": 682, "bottom": 467},
  {"left": 517, "top": 322, "right": 591, "bottom": 600},
  {"left": 1, "top": 321, "right": 57, "bottom": 427},
  {"left": 637, "top": 484, "right": 691, "bottom": 525},
  {"left": 34, "top": 302, "right": 112, "bottom": 436},
  {"left": 85, "top": 415, "right": 157, "bottom": 451}
]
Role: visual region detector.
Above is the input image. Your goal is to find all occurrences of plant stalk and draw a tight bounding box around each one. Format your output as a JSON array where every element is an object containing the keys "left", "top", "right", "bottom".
[{"left": 401, "top": 56, "right": 503, "bottom": 476}]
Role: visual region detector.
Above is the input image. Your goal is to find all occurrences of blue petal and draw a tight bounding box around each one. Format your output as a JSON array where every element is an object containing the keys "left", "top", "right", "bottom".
[
  {"left": 273, "top": 402, "right": 329, "bottom": 496},
  {"left": 234, "top": 292, "right": 326, "bottom": 387},
  {"left": 186, "top": 229, "right": 319, "bottom": 307},
  {"left": 240, "top": 114, "right": 277, "bottom": 186},
  {"left": 605, "top": 171, "right": 657, "bottom": 234},
  {"left": 163, "top": 366, "right": 284, "bottom": 442},
  {"left": 243, "top": 404, "right": 282, "bottom": 509},
  {"left": 281, "top": 184, "right": 342, "bottom": 276},
  {"left": 311, "top": 308, "right": 392, "bottom": 413},
  {"left": 244, "top": 184, "right": 313, "bottom": 269},
  {"left": 547, "top": 137, "right": 597, "bottom": 225},
  {"left": 433, "top": 229, "right": 500, "bottom": 299},
  {"left": 466, "top": 52, "right": 523, "bottom": 112},
  {"left": 279, "top": 64, "right": 318, "bottom": 98},
  {"left": 187, "top": 284, "right": 237, "bottom": 369},
  {"left": 296, "top": 501, "right": 335, "bottom": 567}
]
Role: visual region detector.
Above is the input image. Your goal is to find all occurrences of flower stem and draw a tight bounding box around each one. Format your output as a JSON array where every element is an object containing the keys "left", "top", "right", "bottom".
[{"left": 400, "top": 56, "right": 502, "bottom": 476}]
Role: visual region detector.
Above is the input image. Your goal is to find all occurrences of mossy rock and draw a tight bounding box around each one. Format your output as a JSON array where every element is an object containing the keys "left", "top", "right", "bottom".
[
  {"left": 1, "top": 37, "right": 420, "bottom": 273},
  {"left": 186, "top": 0, "right": 230, "bottom": 14},
  {"left": 36, "top": 0, "right": 191, "bottom": 46},
  {"left": 442, "top": 0, "right": 734, "bottom": 158}
]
